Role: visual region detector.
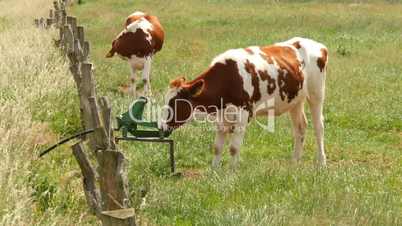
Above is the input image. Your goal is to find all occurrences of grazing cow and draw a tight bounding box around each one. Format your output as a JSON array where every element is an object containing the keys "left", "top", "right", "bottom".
[
  {"left": 159, "top": 37, "right": 328, "bottom": 168},
  {"left": 106, "top": 11, "right": 164, "bottom": 96}
]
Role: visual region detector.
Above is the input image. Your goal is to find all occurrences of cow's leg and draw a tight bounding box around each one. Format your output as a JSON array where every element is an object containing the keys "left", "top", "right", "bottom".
[
  {"left": 307, "top": 64, "right": 327, "bottom": 167},
  {"left": 228, "top": 108, "right": 249, "bottom": 170},
  {"left": 212, "top": 124, "right": 226, "bottom": 169},
  {"left": 228, "top": 127, "right": 244, "bottom": 170},
  {"left": 289, "top": 101, "right": 307, "bottom": 163},
  {"left": 142, "top": 57, "right": 152, "bottom": 96},
  {"left": 306, "top": 67, "right": 327, "bottom": 167},
  {"left": 129, "top": 64, "right": 137, "bottom": 97},
  {"left": 309, "top": 98, "right": 326, "bottom": 167}
]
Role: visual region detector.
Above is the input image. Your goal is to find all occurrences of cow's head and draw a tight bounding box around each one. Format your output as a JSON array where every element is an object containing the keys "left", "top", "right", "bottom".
[{"left": 159, "top": 76, "right": 205, "bottom": 131}]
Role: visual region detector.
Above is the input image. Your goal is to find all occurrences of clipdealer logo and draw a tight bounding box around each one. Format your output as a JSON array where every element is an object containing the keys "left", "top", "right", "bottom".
[{"left": 128, "top": 97, "right": 276, "bottom": 132}]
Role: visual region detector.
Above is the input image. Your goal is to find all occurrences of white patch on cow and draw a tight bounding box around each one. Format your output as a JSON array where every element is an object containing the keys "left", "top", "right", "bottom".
[
  {"left": 158, "top": 86, "right": 184, "bottom": 131},
  {"left": 130, "top": 11, "right": 146, "bottom": 17},
  {"left": 237, "top": 61, "right": 254, "bottom": 98},
  {"left": 246, "top": 46, "right": 261, "bottom": 54}
]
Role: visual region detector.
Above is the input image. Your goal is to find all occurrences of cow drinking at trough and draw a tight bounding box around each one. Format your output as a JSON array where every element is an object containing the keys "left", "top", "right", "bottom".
[
  {"left": 159, "top": 37, "right": 328, "bottom": 168},
  {"left": 106, "top": 11, "right": 164, "bottom": 96}
]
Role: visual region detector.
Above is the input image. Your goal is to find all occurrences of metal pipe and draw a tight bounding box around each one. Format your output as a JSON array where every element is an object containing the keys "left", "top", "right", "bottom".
[{"left": 39, "top": 128, "right": 95, "bottom": 157}]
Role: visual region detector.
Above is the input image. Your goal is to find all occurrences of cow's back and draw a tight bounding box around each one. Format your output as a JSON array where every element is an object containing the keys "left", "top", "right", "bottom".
[
  {"left": 281, "top": 37, "right": 328, "bottom": 76},
  {"left": 109, "top": 12, "right": 164, "bottom": 59},
  {"left": 204, "top": 37, "right": 327, "bottom": 116}
]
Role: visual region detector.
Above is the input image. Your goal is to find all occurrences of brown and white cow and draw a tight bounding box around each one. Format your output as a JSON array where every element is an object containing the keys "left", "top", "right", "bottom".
[
  {"left": 159, "top": 37, "right": 328, "bottom": 168},
  {"left": 106, "top": 11, "right": 164, "bottom": 96}
]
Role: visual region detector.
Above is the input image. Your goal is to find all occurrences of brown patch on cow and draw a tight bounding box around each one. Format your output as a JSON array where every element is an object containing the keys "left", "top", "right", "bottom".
[
  {"left": 317, "top": 48, "right": 328, "bottom": 72},
  {"left": 259, "top": 70, "right": 269, "bottom": 80},
  {"left": 258, "top": 70, "right": 276, "bottom": 95},
  {"left": 110, "top": 29, "right": 153, "bottom": 58},
  {"left": 244, "top": 48, "right": 254, "bottom": 54},
  {"left": 292, "top": 41, "right": 301, "bottom": 49},
  {"left": 260, "top": 45, "right": 304, "bottom": 102},
  {"left": 277, "top": 69, "right": 303, "bottom": 102},
  {"left": 244, "top": 60, "right": 261, "bottom": 102},
  {"left": 229, "top": 146, "right": 238, "bottom": 156}
]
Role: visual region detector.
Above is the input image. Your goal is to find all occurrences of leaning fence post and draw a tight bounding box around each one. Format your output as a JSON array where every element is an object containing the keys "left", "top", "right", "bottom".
[
  {"left": 53, "top": 0, "right": 59, "bottom": 10},
  {"left": 49, "top": 9, "right": 54, "bottom": 21},
  {"left": 46, "top": 18, "right": 53, "bottom": 28},
  {"left": 60, "top": 9, "right": 67, "bottom": 27},
  {"left": 63, "top": 24, "right": 74, "bottom": 54},
  {"left": 77, "top": 26, "right": 85, "bottom": 46},
  {"left": 83, "top": 41, "right": 90, "bottom": 60},
  {"left": 72, "top": 142, "right": 102, "bottom": 216},
  {"left": 98, "top": 150, "right": 136, "bottom": 226},
  {"left": 79, "top": 63, "right": 97, "bottom": 143},
  {"left": 67, "top": 16, "right": 78, "bottom": 37},
  {"left": 36, "top": 2, "right": 137, "bottom": 224},
  {"left": 99, "top": 96, "right": 116, "bottom": 149}
]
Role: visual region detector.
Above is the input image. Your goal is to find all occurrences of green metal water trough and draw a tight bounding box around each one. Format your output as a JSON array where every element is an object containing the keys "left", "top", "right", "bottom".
[
  {"left": 40, "top": 96, "right": 177, "bottom": 173},
  {"left": 116, "top": 96, "right": 172, "bottom": 138},
  {"left": 115, "top": 96, "right": 176, "bottom": 173}
]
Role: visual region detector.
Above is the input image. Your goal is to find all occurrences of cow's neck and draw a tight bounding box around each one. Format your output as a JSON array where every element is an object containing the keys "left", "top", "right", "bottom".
[{"left": 188, "top": 67, "right": 231, "bottom": 113}]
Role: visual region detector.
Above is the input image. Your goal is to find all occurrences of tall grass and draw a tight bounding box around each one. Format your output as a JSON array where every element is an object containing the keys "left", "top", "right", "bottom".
[{"left": 0, "top": 0, "right": 87, "bottom": 225}]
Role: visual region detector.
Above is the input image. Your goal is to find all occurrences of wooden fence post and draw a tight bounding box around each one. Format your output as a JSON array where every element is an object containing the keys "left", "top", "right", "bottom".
[
  {"left": 72, "top": 142, "right": 102, "bottom": 216},
  {"left": 67, "top": 16, "right": 78, "bottom": 37},
  {"left": 53, "top": 0, "right": 59, "bottom": 10},
  {"left": 99, "top": 97, "right": 116, "bottom": 149},
  {"left": 98, "top": 150, "right": 136, "bottom": 226},
  {"left": 37, "top": 1, "right": 137, "bottom": 224}
]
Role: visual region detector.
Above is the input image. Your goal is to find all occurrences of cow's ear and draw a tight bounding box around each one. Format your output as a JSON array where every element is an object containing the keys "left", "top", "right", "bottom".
[
  {"left": 170, "top": 76, "right": 186, "bottom": 88},
  {"left": 188, "top": 79, "right": 205, "bottom": 97}
]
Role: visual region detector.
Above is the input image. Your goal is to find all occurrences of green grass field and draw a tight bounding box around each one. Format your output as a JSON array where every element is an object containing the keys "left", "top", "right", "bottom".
[{"left": 1, "top": 0, "right": 401, "bottom": 225}]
